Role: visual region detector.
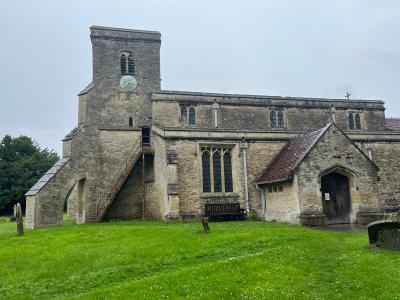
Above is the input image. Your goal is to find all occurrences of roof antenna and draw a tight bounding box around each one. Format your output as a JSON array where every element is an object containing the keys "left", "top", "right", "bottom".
[{"left": 345, "top": 92, "right": 351, "bottom": 100}]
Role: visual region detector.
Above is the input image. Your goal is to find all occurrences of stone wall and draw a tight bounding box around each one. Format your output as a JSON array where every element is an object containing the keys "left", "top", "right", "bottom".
[
  {"left": 152, "top": 92, "right": 386, "bottom": 132},
  {"left": 245, "top": 141, "right": 286, "bottom": 213},
  {"left": 263, "top": 177, "right": 300, "bottom": 223},
  {"left": 369, "top": 143, "right": 400, "bottom": 212},
  {"left": 296, "top": 125, "right": 380, "bottom": 224},
  {"left": 174, "top": 139, "right": 244, "bottom": 218}
]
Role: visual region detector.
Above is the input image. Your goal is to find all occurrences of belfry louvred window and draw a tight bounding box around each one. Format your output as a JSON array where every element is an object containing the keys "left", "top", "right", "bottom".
[
  {"left": 120, "top": 53, "right": 134, "bottom": 75},
  {"left": 120, "top": 54, "right": 127, "bottom": 74},
  {"left": 128, "top": 55, "right": 135, "bottom": 74},
  {"left": 201, "top": 147, "right": 233, "bottom": 193}
]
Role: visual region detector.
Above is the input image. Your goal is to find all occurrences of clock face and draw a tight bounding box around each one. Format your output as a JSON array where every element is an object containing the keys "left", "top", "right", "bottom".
[{"left": 119, "top": 75, "right": 137, "bottom": 92}]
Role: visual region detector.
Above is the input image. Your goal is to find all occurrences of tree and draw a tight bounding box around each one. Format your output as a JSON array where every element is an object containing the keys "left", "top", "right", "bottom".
[{"left": 0, "top": 135, "right": 59, "bottom": 215}]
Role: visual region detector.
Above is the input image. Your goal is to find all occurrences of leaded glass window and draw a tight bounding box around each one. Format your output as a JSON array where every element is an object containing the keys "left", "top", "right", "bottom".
[
  {"left": 348, "top": 113, "right": 354, "bottom": 130},
  {"left": 213, "top": 151, "right": 222, "bottom": 192},
  {"left": 202, "top": 151, "right": 211, "bottom": 192},
  {"left": 355, "top": 114, "right": 361, "bottom": 130},
  {"left": 270, "top": 111, "right": 276, "bottom": 128},
  {"left": 181, "top": 106, "right": 187, "bottom": 120},
  {"left": 201, "top": 147, "right": 234, "bottom": 193},
  {"left": 278, "top": 111, "right": 284, "bottom": 128},
  {"left": 189, "top": 107, "right": 196, "bottom": 125},
  {"left": 223, "top": 151, "right": 233, "bottom": 192}
]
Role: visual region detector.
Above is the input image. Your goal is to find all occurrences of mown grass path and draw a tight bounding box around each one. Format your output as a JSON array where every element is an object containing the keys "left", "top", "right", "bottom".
[{"left": 0, "top": 218, "right": 399, "bottom": 299}]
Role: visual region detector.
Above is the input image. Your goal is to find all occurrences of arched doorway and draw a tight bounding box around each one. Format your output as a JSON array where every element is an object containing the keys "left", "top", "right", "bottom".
[{"left": 321, "top": 172, "right": 351, "bottom": 224}]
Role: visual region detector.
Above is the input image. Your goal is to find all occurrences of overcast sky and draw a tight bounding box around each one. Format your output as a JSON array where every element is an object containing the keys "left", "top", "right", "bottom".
[{"left": 1, "top": 0, "right": 399, "bottom": 154}]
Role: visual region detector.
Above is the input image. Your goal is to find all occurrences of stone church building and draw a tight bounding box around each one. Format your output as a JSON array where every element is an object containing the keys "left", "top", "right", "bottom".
[{"left": 25, "top": 26, "right": 400, "bottom": 228}]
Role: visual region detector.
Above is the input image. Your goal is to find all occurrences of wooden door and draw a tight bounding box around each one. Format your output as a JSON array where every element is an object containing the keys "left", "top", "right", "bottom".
[{"left": 321, "top": 172, "right": 351, "bottom": 224}]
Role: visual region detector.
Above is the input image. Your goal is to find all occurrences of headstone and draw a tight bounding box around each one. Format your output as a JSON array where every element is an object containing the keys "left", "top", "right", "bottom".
[
  {"left": 16, "top": 203, "right": 23, "bottom": 236},
  {"left": 202, "top": 216, "right": 210, "bottom": 233},
  {"left": 9, "top": 204, "right": 17, "bottom": 222},
  {"left": 367, "top": 220, "right": 400, "bottom": 250},
  {"left": 377, "top": 229, "right": 400, "bottom": 250}
]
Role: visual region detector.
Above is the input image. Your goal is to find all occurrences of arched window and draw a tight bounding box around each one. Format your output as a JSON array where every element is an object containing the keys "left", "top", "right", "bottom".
[
  {"left": 120, "top": 54, "right": 127, "bottom": 74},
  {"left": 128, "top": 117, "right": 133, "bottom": 127},
  {"left": 128, "top": 55, "right": 134, "bottom": 75},
  {"left": 223, "top": 151, "right": 233, "bottom": 192},
  {"left": 189, "top": 107, "right": 196, "bottom": 125},
  {"left": 202, "top": 151, "right": 211, "bottom": 192},
  {"left": 213, "top": 151, "right": 222, "bottom": 192},
  {"left": 270, "top": 111, "right": 276, "bottom": 128},
  {"left": 180, "top": 106, "right": 187, "bottom": 120},
  {"left": 278, "top": 111, "right": 284, "bottom": 128},
  {"left": 355, "top": 114, "right": 361, "bottom": 130},
  {"left": 348, "top": 113, "right": 354, "bottom": 130}
]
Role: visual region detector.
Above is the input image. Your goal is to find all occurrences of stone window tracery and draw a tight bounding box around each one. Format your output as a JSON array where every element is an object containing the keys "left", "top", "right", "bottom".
[
  {"left": 201, "top": 147, "right": 233, "bottom": 193},
  {"left": 278, "top": 111, "right": 284, "bottom": 128},
  {"left": 189, "top": 107, "right": 196, "bottom": 125},
  {"left": 127, "top": 54, "right": 135, "bottom": 74},
  {"left": 348, "top": 112, "right": 361, "bottom": 130},
  {"left": 270, "top": 110, "right": 285, "bottom": 128},
  {"left": 180, "top": 106, "right": 187, "bottom": 120},
  {"left": 180, "top": 105, "right": 196, "bottom": 125},
  {"left": 355, "top": 114, "right": 361, "bottom": 130},
  {"left": 120, "top": 54, "right": 127, "bottom": 74},
  {"left": 120, "top": 52, "right": 135, "bottom": 75},
  {"left": 202, "top": 151, "right": 211, "bottom": 192},
  {"left": 270, "top": 111, "right": 276, "bottom": 128},
  {"left": 348, "top": 113, "right": 354, "bottom": 130}
]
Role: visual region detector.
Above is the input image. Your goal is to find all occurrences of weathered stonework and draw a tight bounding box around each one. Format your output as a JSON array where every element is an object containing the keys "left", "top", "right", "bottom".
[{"left": 25, "top": 26, "right": 400, "bottom": 228}]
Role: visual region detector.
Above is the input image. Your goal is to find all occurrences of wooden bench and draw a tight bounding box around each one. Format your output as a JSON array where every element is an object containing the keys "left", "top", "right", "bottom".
[{"left": 205, "top": 203, "right": 246, "bottom": 221}]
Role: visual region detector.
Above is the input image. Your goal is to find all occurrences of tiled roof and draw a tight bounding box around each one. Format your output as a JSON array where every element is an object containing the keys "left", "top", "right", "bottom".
[
  {"left": 385, "top": 118, "right": 400, "bottom": 131},
  {"left": 256, "top": 124, "right": 331, "bottom": 184},
  {"left": 78, "top": 82, "right": 95, "bottom": 96},
  {"left": 25, "top": 157, "right": 71, "bottom": 196}
]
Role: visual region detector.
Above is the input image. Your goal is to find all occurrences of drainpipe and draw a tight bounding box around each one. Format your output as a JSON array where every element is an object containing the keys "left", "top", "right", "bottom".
[
  {"left": 255, "top": 183, "right": 267, "bottom": 220},
  {"left": 241, "top": 139, "right": 250, "bottom": 212}
]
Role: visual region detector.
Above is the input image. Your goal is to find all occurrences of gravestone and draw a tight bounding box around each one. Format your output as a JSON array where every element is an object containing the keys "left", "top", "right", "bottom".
[
  {"left": 202, "top": 216, "right": 210, "bottom": 233},
  {"left": 9, "top": 204, "right": 17, "bottom": 222},
  {"left": 16, "top": 203, "right": 24, "bottom": 236},
  {"left": 367, "top": 219, "right": 400, "bottom": 250}
]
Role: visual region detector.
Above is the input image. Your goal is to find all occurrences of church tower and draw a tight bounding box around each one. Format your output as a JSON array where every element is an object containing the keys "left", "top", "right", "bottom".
[{"left": 79, "top": 26, "right": 161, "bottom": 128}]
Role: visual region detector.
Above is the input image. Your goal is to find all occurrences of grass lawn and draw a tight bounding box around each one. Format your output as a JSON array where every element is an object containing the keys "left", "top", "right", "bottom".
[{"left": 0, "top": 217, "right": 399, "bottom": 299}]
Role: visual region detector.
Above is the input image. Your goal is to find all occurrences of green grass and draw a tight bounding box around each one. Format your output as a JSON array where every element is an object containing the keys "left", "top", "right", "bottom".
[{"left": 0, "top": 219, "right": 399, "bottom": 300}]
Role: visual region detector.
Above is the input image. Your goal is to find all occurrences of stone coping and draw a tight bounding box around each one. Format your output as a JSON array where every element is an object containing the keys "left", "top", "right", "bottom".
[
  {"left": 25, "top": 157, "right": 71, "bottom": 196},
  {"left": 152, "top": 90, "right": 384, "bottom": 108}
]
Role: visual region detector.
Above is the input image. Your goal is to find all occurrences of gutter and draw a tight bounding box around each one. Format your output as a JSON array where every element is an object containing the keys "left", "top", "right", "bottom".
[{"left": 241, "top": 140, "right": 250, "bottom": 212}]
